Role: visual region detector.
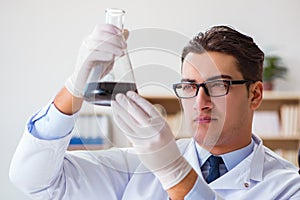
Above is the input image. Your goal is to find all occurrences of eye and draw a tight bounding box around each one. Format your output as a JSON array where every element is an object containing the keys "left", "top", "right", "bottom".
[
  {"left": 211, "top": 82, "right": 226, "bottom": 88},
  {"left": 182, "top": 84, "right": 196, "bottom": 91},
  {"left": 206, "top": 81, "right": 230, "bottom": 92}
]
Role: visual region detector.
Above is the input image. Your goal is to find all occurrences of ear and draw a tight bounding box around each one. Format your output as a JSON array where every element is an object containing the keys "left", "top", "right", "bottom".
[{"left": 249, "top": 81, "right": 263, "bottom": 110}]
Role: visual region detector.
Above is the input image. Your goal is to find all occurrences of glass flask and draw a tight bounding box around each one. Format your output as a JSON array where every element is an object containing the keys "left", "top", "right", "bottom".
[{"left": 83, "top": 8, "right": 137, "bottom": 106}]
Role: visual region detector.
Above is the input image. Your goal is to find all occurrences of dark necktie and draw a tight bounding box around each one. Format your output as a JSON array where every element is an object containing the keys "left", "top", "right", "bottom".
[{"left": 206, "top": 155, "right": 224, "bottom": 183}]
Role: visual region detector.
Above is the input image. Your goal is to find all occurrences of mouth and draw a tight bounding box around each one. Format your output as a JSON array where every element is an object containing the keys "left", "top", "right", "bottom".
[{"left": 193, "top": 116, "right": 217, "bottom": 124}]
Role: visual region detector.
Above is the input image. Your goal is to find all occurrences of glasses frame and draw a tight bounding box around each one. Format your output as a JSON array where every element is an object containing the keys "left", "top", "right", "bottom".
[{"left": 173, "top": 79, "right": 255, "bottom": 98}]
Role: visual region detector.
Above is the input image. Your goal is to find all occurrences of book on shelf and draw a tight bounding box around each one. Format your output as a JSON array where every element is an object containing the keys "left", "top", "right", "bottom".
[
  {"left": 253, "top": 104, "right": 300, "bottom": 138},
  {"left": 280, "top": 104, "right": 300, "bottom": 137},
  {"left": 253, "top": 110, "right": 280, "bottom": 137},
  {"left": 274, "top": 149, "right": 298, "bottom": 166}
]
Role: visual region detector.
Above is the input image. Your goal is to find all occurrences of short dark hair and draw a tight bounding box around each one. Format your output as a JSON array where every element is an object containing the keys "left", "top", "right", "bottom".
[{"left": 181, "top": 25, "right": 264, "bottom": 82}]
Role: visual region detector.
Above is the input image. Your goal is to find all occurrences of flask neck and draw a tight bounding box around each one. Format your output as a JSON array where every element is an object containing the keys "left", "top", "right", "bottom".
[{"left": 105, "top": 8, "right": 125, "bottom": 29}]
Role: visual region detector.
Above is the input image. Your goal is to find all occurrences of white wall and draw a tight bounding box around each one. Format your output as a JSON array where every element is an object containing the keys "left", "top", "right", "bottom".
[{"left": 1, "top": 0, "right": 300, "bottom": 199}]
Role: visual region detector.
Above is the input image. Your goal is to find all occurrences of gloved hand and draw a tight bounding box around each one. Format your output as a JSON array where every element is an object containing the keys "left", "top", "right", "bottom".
[
  {"left": 111, "top": 91, "right": 192, "bottom": 190},
  {"left": 65, "top": 24, "right": 128, "bottom": 97}
]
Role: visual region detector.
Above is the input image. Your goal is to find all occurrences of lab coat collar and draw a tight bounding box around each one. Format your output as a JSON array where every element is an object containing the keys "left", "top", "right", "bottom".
[
  {"left": 248, "top": 134, "right": 264, "bottom": 182},
  {"left": 182, "top": 134, "right": 265, "bottom": 190}
]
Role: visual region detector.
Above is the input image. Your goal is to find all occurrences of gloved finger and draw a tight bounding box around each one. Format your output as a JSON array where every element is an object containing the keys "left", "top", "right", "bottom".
[
  {"left": 91, "top": 33, "right": 126, "bottom": 50},
  {"left": 86, "top": 61, "right": 114, "bottom": 78},
  {"left": 89, "top": 24, "right": 127, "bottom": 48},
  {"left": 117, "top": 93, "right": 166, "bottom": 138},
  {"left": 84, "top": 50, "right": 115, "bottom": 63},
  {"left": 115, "top": 93, "right": 152, "bottom": 126},
  {"left": 112, "top": 98, "right": 160, "bottom": 139},
  {"left": 111, "top": 99, "right": 143, "bottom": 138},
  {"left": 124, "top": 92, "right": 167, "bottom": 129},
  {"left": 81, "top": 41, "right": 127, "bottom": 62},
  {"left": 91, "top": 24, "right": 121, "bottom": 37},
  {"left": 92, "top": 24, "right": 129, "bottom": 42},
  {"left": 101, "top": 61, "right": 114, "bottom": 76},
  {"left": 126, "top": 91, "right": 162, "bottom": 121},
  {"left": 84, "top": 35, "right": 126, "bottom": 54},
  {"left": 93, "top": 24, "right": 129, "bottom": 42},
  {"left": 111, "top": 103, "right": 135, "bottom": 134}
]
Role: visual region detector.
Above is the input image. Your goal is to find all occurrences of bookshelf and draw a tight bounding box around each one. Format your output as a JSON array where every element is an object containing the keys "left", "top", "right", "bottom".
[
  {"left": 256, "top": 91, "right": 300, "bottom": 165},
  {"left": 146, "top": 91, "right": 300, "bottom": 165},
  {"left": 67, "top": 113, "right": 112, "bottom": 151},
  {"left": 68, "top": 92, "right": 300, "bottom": 165}
]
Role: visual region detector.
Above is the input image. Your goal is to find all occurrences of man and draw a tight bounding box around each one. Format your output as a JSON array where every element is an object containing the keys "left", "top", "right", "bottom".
[{"left": 10, "top": 24, "right": 300, "bottom": 199}]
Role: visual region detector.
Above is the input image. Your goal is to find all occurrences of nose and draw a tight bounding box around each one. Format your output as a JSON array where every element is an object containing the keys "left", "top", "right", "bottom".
[{"left": 193, "top": 86, "right": 212, "bottom": 111}]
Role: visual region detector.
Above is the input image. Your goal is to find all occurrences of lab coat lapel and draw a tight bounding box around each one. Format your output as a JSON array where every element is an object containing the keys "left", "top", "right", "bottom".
[
  {"left": 209, "top": 135, "right": 265, "bottom": 190},
  {"left": 180, "top": 135, "right": 265, "bottom": 190},
  {"left": 209, "top": 155, "right": 253, "bottom": 190}
]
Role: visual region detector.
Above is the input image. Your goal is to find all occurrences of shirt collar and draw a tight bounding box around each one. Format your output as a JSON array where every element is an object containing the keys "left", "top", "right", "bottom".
[{"left": 195, "top": 139, "right": 254, "bottom": 171}]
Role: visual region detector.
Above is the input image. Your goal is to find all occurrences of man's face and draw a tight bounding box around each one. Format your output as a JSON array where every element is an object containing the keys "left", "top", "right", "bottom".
[{"left": 181, "top": 51, "right": 253, "bottom": 154}]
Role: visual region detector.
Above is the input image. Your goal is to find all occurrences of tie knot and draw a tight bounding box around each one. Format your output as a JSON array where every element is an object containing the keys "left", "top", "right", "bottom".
[{"left": 208, "top": 155, "right": 224, "bottom": 167}]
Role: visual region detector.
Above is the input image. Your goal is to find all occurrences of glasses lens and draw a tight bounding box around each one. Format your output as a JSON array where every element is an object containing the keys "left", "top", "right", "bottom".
[
  {"left": 175, "top": 83, "right": 197, "bottom": 98},
  {"left": 205, "top": 80, "right": 229, "bottom": 97}
]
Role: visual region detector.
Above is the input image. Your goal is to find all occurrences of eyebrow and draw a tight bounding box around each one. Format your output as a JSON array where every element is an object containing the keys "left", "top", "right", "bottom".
[
  {"left": 181, "top": 75, "right": 233, "bottom": 83},
  {"left": 207, "top": 75, "right": 233, "bottom": 81},
  {"left": 181, "top": 78, "right": 196, "bottom": 82}
]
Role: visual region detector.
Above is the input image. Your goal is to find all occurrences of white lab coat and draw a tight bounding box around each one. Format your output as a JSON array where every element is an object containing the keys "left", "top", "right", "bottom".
[{"left": 10, "top": 129, "right": 300, "bottom": 200}]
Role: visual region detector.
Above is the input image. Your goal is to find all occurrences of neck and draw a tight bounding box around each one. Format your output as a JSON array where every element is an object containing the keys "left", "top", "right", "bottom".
[{"left": 197, "top": 135, "right": 252, "bottom": 155}]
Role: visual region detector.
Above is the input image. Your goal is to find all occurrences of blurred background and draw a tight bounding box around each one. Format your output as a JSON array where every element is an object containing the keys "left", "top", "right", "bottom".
[{"left": 1, "top": 0, "right": 300, "bottom": 199}]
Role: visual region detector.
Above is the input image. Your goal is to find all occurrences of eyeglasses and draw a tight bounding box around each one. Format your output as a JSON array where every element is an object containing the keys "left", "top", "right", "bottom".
[{"left": 173, "top": 79, "right": 255, "bottom": 98}]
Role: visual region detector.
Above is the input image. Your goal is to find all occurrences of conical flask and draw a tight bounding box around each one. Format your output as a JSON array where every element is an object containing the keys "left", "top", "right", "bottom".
[{"left": 83, "top": 8, "right": 137, "bottom": 106}]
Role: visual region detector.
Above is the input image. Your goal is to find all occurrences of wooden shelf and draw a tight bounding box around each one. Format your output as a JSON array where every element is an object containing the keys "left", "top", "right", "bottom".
[
  {"left": 263, "top": 91, "right": 300, "bottom": 100},
  {"left": 145, "top": 95, "right": 182, "bottom": 115},
  {"left": 262, "top": 137, "right": 300, "bottom": 151},
  {"left": 68, "top": 144, "right": 111, "bottom": 151},
  {"left": 70, "top": 92, "right": 300, "bottom": 164},
  {"left": 258, "top": 91, "right": 300, "bottom": 111}
]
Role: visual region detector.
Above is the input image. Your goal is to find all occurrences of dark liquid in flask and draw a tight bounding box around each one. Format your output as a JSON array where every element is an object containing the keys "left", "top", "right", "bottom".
[{"left": 84, "top": 82, "right": 138, "bottom": 106}]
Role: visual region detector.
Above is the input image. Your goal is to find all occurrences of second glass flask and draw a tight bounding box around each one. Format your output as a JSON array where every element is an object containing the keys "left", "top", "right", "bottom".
[{"left": 84, "top": 8, "right": 137, "bottom": 106}]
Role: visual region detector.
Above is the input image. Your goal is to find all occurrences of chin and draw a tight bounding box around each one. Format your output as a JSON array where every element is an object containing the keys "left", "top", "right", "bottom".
[{"left": 193, "top": 127, "right": 222, "bottom": 147}]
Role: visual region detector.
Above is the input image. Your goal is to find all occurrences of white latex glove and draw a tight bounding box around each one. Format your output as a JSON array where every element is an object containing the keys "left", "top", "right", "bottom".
[
  {"left": 65, "top": 24, "right": 127, "bottom": 97},
  {"left": 111, "top": 91, "right": 192, "bottom": 190}
]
